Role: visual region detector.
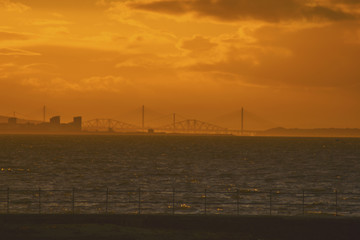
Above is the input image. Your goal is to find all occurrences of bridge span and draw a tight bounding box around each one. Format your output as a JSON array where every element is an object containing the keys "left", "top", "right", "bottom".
[
  {"left": 82, "top": 119, "right": 139, "bottom": 132},
  {"left": 82, "top": 118, "right": 249, "bottom": 135}
]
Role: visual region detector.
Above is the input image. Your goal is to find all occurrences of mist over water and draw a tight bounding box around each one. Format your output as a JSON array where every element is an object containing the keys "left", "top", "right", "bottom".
[{"left": 0, "top": 135, "right": 360, "bottom": 193}]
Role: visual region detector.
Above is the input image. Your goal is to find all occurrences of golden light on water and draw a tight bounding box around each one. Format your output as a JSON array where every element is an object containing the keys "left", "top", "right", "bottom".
[{"left": 180, "top": 203, "right": 191, "bottom": 209}]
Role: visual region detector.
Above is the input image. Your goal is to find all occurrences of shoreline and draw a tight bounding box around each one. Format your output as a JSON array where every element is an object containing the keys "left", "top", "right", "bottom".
[
  {"left": 1, "top": 214, "right": 359, "bottom": 240},
  {"left": 0, "top": 132, "right": 360, "bottom": 138}
]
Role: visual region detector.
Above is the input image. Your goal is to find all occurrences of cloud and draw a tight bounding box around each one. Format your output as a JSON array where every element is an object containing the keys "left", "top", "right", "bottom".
[
  {"left": 0, "top": 44, "right": 175, "bottom": 94},
  {"left": 176, "top": 35, "right": 223, "bottom": 65},
  {"left": 0, "top": 0, "right": 29, "bottom": 12},
  {"left": 331, "top": 0, "right": 360, "bottom": 5},
  {"left": 21, "top": 75, "right": 131, "bottom": 92},
  {"left": 31, "top": 19, "right": 71, "bottom": 26},
  {"left": 0, "top": 31, "right": 30, "bottom": 41},
  {"left": 183, "top": 22, "right": 360, "bottom": 88},
  {"left": 0, "top": 48, "right": 40, "bottom": 56},
  {"left": 130, "top": 0, "right": 357, "bottom": 22},
  {"left": 14, "top": 0, "right": 101, "bottom": 10},
  {"left": 80, "top": 75, "right": 132, "bottom": 91},
  {"left": 0, "top": 63, "right": 15, "bottom": 78},
  {"left": 180, "top": 35, "right": 217, "bottom": 52}
]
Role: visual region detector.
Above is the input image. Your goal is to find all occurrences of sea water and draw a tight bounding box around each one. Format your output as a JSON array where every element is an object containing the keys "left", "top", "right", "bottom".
[{"left": 0, "top": 134, "right": 359, "bottom": 215}]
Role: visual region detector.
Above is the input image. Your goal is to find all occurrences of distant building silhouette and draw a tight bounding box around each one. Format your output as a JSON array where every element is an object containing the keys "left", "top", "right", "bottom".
[
  {"left": 50, "top": 116, "right": 61, "bottom": 125},
  {"left": 0, "top": 115, "right": 82, "bottom": 133},
  {"left": 8, "top": 117, "right": 17, "bottom": 125},
  {"left": 72, "top": 116, "right": 82, "bottom": 130}
]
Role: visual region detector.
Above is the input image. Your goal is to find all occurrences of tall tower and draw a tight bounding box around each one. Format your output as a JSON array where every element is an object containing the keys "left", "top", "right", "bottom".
[
  {"left": 173, "top": 113, "right": 176, "bottom": 130},
  {"left": 43, "top": 105, "right": 46, "bottom": 122},
  {"left": 241, "top": 107, "right": 244, "bottom": 136},
  {"left": 142, "top": 105, "right": 145, "bottom": 130}
]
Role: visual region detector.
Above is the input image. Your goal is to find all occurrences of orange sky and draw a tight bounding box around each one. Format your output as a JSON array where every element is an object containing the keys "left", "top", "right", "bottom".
[{"left": 1, "top": 0, "right": 360, "bottom": 129}]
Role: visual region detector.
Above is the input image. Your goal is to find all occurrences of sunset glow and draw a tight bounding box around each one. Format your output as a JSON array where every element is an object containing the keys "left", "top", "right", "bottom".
[{"left": 1, "top": 0, "right": 360, "bottom": 129}]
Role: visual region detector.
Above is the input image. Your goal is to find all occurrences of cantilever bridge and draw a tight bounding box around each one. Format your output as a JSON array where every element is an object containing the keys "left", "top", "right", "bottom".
[
  {"left": 158, "top": 119, "right": 229, "bottom": 134},
  {"left": 82, "top": 119, "right": 139, "bottom": 132},
  {"left": 82, "top": 118, "right": 239, "bottom": 134}
]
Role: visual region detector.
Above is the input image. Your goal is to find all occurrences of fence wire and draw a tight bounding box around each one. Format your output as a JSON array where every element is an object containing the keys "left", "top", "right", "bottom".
[{"left": 1, "top": 188, "right": 359, "bottom": 216}]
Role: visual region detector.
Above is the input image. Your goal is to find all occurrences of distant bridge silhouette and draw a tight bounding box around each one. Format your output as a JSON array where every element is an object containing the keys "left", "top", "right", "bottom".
[
  {"left": 82, "top": 118, "right": 235, "bottom": 134},
  {"left": 82, "top": 119, "right": 140, "bottom": 132},
  {"left": 158, "top": 119, "right": 229, "bottom": 134}
]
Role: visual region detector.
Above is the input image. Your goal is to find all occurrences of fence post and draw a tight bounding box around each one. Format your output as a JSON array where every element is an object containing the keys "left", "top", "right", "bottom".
[
  {"left": 7, "top": 187, "right": 10, "bottom": 214},
  {"left": 335, "top": 190, "right": 338, "bottom": 216},
  {"left": 38, "top": 188, "right": 41, "bottom": 214},
  {"left": 72, "top": 188, "right": 75, "bottom": 215},
  {"left": 269, "top": 190, "right": 272, "bottom": 216},
  {"left": 204, "top": 189, "right": 207, "bottom": 215},
  {"left": 172, "top": 188, "right": 175, "bottom": 215},
  {"left": 138, "top": 188, "right": 141, "bottom": 215},
  {"left": 302, "top": 190, "right": 305, "bottom": 215},
  {"left": 236, "top": 189, "right": 240, "bottom": 216},
  {"left": 105, "top": 187, "right": 109, "bottom": 214}
]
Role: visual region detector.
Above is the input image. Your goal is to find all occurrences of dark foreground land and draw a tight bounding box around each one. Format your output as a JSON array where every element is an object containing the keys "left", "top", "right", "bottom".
[{"left": 1, "top": 214, "right": 359, "bottom": 240}]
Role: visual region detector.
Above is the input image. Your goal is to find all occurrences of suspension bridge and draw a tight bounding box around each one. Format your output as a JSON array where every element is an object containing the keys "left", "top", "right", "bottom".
[
  {"left": 82, "top": 117, "right": 249, "bottom": 135},
  {"left": 82, "top": 118, "right": 236, "bottom": 134},
  {"left": 80, "top": 106, "right": 251, "bottom": 135},
  {"left": 4, "top": 106, "right": 252, "bottom": 135}
]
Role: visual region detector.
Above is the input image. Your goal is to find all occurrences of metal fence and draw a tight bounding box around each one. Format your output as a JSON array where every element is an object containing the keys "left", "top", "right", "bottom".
[{"left": 1, "top": 188, "right": 360, "bottom": 216}]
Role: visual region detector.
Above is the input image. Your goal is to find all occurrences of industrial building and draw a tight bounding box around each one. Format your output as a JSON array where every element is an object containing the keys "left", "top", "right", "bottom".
[{"left": 0, "top": 116, "right": 82, "bottom": 132}]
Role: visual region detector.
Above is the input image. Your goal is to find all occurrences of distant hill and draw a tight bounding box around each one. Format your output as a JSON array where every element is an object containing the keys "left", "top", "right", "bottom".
[{"left": 259, "top": 127, "right": 360, "bottom": 137}]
